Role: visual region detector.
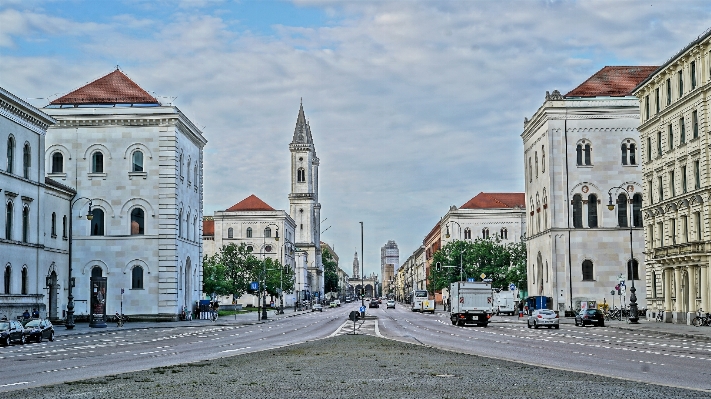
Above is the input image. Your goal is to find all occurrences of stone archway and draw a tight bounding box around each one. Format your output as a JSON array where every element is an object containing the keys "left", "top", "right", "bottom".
[{"left": 365, "top": 284, "right": 373, "bottom": 298}]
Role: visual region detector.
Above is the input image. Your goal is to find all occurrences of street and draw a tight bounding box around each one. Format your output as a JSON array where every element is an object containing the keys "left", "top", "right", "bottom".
[{"left": 1, "top": 302, "right": 710, "bottom": 394}]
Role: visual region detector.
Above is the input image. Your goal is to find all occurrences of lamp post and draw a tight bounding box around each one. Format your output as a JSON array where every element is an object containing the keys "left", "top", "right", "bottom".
[
  {"left": 607, "top": 185, "right": 639, "bottom": 324},
  {"left": 66, "top": 197, "right": 93, "bottom": 330},
  {"left": 445, "top": 221, "right": 464, "bottom": 282},
  {"left": 360, "top": 221, "right": 365, "bottom": 317},
  {"left": 260, "top": 224, "right": 279, "bottom": 321}
]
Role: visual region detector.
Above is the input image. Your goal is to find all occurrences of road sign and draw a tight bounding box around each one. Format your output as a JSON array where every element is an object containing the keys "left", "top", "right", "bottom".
[
  {"left": 467, "top": 278, "right": 475, "bottom": 282},
  {"left": 480, "top": 273, "right": 486, "bottom": 279},
  {"left": 509, "top": 283, "right": 516, "bottom": 291},
  {"left": 360, "top": 306, "right": 366, "bottom": 312},
  {"left": 250, "top": 282, "right": 259, "bottom": 291}
]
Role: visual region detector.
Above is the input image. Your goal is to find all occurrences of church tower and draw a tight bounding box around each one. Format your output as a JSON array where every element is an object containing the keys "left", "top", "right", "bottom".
[
  {"left": 289, "top": 101, "right": 323, "bottom": 298},
  {"left": 352, "top": 251, "right": 360, "bottom": 279}
]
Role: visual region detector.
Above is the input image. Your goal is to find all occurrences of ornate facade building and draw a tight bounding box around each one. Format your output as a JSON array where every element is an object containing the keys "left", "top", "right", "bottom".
[
  {"left": 632, "top": 29, "right": 711, "bottom": 324},
  {"left": 43, "top": 70, "right": 207, "bottom": 320},
  {"left": 522, "top": 67, "right": 656, "bottom": 313},
  {"left": 0, "top": 87, "right": 74, "bottom": 320}
]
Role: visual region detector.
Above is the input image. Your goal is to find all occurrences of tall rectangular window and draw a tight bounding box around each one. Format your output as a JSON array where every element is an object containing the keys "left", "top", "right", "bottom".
[
  {"left": 668, "top": 124, "right": 673, "bottom": 151},
  {"left": 671, "top": 218, "right": 677, "bottom": 244},
  {"left": 683, "top": 215, "right": 689, "bottom": 243},
  {"left": 647, "top": 137, "right": 652, "bottom": 161},
  {"left": 696, "top": 212, "right": 702, "bottom": 241},
  {"left": 658, "top": 176, "right": 664, "bottom": 201},
  {"left": 692, "top": 110, "right": 698, "bottom": 139},
  {"left": 682, "top": 165, "right": 687, "bottom": 193},
  {"left": 648, "top": 179, "right": 653, "bottom": 204},
  {"left": 657, "top": 131, "right": 662, "bottom": 156},
  {"left": 658, "top": 222, "right": 664, "bottom": 247},
  {"left": 695, "top": 160, "right": 700, "bottom": 189},
  {"left": 691, "top": 61, "right": 697, "bottom": 90},
  {"left": 670, "top": 171, "right": 676, "bottom": 197},
  {"left": 678, "top": 70, "right": 684, "bottom": 98},
  {"left": 645, "top": 95, "right": 650, "bottom": 120},
  {"left": 655, "top": 87, "right": 660, "bottom": 113},
  {"left": 648, "top": 225, "right": 654, "bottom": 249},
  {"left": 680, "top": 117, "right": 686, "bottom": 144},
  {"left": 666, "top": 78, "right": 672, "bottom": 105}
]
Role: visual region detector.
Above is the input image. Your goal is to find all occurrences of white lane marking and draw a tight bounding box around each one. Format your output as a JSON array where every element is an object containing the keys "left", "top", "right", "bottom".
[
  {"left": 0, "top": 382, "right": 29, "bottom": 388},
  {"left": 375, "top": 319, "right": 383, "bottom": 338}
]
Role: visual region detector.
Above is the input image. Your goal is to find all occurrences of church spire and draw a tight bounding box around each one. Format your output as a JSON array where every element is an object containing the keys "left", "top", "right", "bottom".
[
  {"left": 291, "top": 100, "right": 313, "bottom": 145},
  {"left": 353, "top": 251, "right": 360, "bottom": 279}
]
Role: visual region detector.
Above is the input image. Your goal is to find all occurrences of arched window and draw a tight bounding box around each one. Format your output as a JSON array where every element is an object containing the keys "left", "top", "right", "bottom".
[
  {"left": 23, "top": 143, "right": 30, "bottom": 179},
  {"left": 51, "top": 212, "right": 57, "bottom": 237},
  {"left": 227, "top": 227, "right": 234, "bottom": 239},
  {"left": 6, "top": 136, "right": 15, "bottom": 173},
  {"left": 582, "top": 260, "right": 594, "bottom": 281},
  {"left": 246, "top": 227, "right": 252, "bottom": 238},
  {"left": 132, "top": 266, "right": 144, "bottom": 289},
  {"left": 92, "top": 151, "right": 104, "bottom": 173},
  {"left": 541, "top": 146, "right": 545, "bottom": 173},
  {"left": 629, "top": 144, "right": 636, "bottom": 165},
  {"left": 21, "top": 267, "right": 27, "bottom": 295},
  {"left": 297, "top": 168, "right": 306, "bottom": 183},
  {"left": 500, "top": 228, "right": 508, "bottom": 240},
  {"left": 482, "top": 227, "right": 489, "bottom": 239},
  {"left": 617, "top": 193, "right": 628, "bottom": 227},
  {"left": 22, "top": 206, "right": 29, "bottom": 243},
  {"left": 464, "top": 228, "right": 471, "bottom": 239},
  {"left": 627, "top": 259, "right": 639, "bottom": 280},
  {"left": 91, "top": 266, "right": 102, "bottom": 278},
  {"left": 265, "top": 227, "right": 271, "bottom": 238},
  {"left": 52, "top": 152, "right": 63, "bottom": 173},
  {"left": 587, "top": 194, "right": 598, "bottom": 228},
  {"left": 4, "top": 265, "right": 10, "bottom": 294},
  {"left": 91, "top": 208, "right": 104, "bottom": 236},
  {"left": 632, "top": 194, "right": 643, "bottom": 227},
  {"left": 132, "top": 150, "right": 143, "bottom": 172},
  {"left": 572, "top": 194, "right": 583, "bottom": 228},
  {"left": 576, "top": 145, "right": 583, "bottom": 166},
  {"left": 130, "top": 208, "right": 144, "bottom": 235},
  {"left": 5, "top": 201, "right": 13, "bottom": 240},
  {"left": 584, "top": 143, "right": 591, "bottom": 165},
  {"left": 621, "top": 144, "right": 628, "bottom": 165}
]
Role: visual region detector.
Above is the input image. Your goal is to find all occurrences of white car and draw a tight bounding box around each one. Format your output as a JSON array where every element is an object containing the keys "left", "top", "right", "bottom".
[
  {"left": 527, "top": 309, "right": 559, "bottom": 329},
  {"left": 312, "top": 303, "right": 323, "bottom": 312},
  {"left": 386, "top": 300, "right": 396, "bottom": 309}
]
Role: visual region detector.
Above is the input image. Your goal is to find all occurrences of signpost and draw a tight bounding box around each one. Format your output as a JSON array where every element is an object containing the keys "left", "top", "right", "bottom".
[{"left": 509, "top": 283, "right": 516, "bottom": 291}]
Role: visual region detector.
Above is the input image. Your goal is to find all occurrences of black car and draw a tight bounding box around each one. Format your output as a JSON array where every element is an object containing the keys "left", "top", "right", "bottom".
[
  {"left": 23, "top": 319, "right": 55, "bottom": 343},
  {"left": 0, "top": 320, "right": 27, "bottom": 346},
  {"left": 369, "top": 300, "right": 379, "bottom": 308},
  {"left": 575, "top": 309, "right": 605, "bottom": 327}
]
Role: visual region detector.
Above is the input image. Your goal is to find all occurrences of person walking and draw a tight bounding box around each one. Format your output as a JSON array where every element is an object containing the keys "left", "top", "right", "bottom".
[{"left": 518, "top": 301, "right": 524, "bottom": 318}]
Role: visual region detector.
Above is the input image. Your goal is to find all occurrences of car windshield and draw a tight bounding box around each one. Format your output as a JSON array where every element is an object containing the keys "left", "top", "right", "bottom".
[
  {"left": 414, "top": 290, "right": 427, "bottom": 298},
  {"left": 539, "top": 311, "right": 554, "bottom": 315},
  {"left": 25, "top": 320, "right": 41, "bottom": 327},
  {"left": 586, "top": 310, "right": 598, "bottom": 314},
  {"left": 0, "top": 322, "right": 9, "bottom": 330}
]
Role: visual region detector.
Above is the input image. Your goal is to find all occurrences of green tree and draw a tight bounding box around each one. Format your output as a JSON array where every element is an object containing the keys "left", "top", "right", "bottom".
[
  {"left": 322, "top": 248, "right": 339, "bottom": 294},
  {"left": 263, "top": 257, "right": 296, "bottom": 297},
  {"left": 428, "top": 238, "right": 527, "bottom": 293},
  {"left": 202, "top": 243, "right": 261, "bottom": 299}
]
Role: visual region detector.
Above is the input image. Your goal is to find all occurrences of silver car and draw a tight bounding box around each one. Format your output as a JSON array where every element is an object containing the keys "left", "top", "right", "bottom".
[{"left": 527, "top": 309, "right": 559, "bottom": 329}]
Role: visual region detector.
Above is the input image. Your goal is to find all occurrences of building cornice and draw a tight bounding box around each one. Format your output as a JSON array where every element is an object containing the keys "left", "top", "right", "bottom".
[{"left": 0, "top": 90, "right": 56, "bottom": 134}]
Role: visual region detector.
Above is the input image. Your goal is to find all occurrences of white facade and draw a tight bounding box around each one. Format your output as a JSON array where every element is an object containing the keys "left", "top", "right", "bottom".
[
  {"left": 289, "top": 103, "right": 323, "bottom": 300},
  {"left": 522, "top": 88, "right": 647, "bottom": 313},
  {"left": 0, "top": 87, "right": 73, "bottom": 320},
  {"left": 44, "top": 101, "right": 206, "bottom": 320},
  {"left": 633, "top": 30, "right": 711, "bottom": 324}
]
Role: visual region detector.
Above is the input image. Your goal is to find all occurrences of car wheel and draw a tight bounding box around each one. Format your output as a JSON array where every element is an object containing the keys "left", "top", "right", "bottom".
[
  {"left": 599, "top": 321, "right": 605, "bottom": 327},
  {"left": 2, "top": 337, "right": 8, "bottom": 346},
  {"left": 527, "top": 321, "right": 532, "bottom": 329},
  {"left": 534, "top": 321, "right": 539, "bottom": 329},
  {"left": 20, "top": 335, "right": 26, "bottom": 345},
  {"left": 49, "top": 332, "right": 55, "bottom": 342},
  {"left": 574, "top": 319, "right": 579, "bottom": 326},
  {"left": 37, "top": 334, "right": 43, "bottom": 343},
  {"left": 554, "top": 325, "right": 560, "bottom": 329}
]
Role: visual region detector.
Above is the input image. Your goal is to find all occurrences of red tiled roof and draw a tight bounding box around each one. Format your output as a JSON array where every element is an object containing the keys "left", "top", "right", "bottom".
[
  {"left": 203, "top": 219, "right": 214, "bottom": 236},
  {"left": 565, "top": 66, "right": 658, "bottom": 98},
  {"left": 226, "top": 194, "right": 275, "bottom": 212},
  {"left": 50, "top": 69, "right": 159, "bottom": 105},
  {"left": 461, "top": 192, "right": 525, "bottom": 209}
]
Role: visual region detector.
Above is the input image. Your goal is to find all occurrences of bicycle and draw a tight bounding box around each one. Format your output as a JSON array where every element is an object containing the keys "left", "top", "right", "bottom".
[
  {"left": 691, "top": 308, "right": 710, "bottom": 327},
  {"left": 114, "top": 312, "right": 127, "bottom": 327}
]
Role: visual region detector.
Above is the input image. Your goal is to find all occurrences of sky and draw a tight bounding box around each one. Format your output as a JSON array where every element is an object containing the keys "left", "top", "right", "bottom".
[{"left": 1, "top": 0, "right": 710, "bottom": 277}]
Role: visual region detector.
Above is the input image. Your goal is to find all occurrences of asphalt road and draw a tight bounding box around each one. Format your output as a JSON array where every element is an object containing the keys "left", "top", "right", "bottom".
[{"left": 1, "top": 301, "right": 710, "bottom": 394}]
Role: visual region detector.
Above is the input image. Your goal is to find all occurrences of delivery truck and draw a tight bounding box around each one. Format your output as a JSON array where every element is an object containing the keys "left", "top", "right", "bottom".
[{"left": 449, "top": 281, "right": 493, "bottom": 327}]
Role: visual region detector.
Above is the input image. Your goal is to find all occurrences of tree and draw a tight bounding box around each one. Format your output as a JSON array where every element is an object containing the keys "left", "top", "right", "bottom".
[
  {"left": 202, "top": 243, "right": 261, "bottom": 299},
  {"left": 322, "top": 248, "right": 339, "bottom": 294},
  {"left": 428, "top": 238, "right": 527, "bottom": 293},
  {"left": 263, "top": 257, "right": 295, "bottom": 297}
]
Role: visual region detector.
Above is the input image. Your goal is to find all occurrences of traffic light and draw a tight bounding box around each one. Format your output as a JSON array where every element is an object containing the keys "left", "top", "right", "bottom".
[{"left": 436, "top": 262, "right": 441, "bottom": 272}]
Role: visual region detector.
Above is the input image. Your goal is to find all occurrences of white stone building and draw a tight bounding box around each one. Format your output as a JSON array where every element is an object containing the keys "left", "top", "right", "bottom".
[
  {"left": 203, "top": 194, "right": 297, "bottom": 306},
  {"left": 1, "top": 87, "right": 74, "bottom": 320},
  {"left": 289, "top": 103, "right": 324, "bottom": 300},
  {"left": 521, "top": 66, "right": 656, "bottom": 313},
  {"left": 43, "top": 70, "right": 207, "bottom": 320},
  {"left": 632, "top": 29, "right": 711, "bottom": 324}
]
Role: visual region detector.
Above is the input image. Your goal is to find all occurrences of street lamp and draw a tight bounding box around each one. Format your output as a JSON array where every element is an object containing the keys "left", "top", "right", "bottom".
[
  {"left": 607, "top": 185, "right": 639, "bottom": 324},
  {"left": 360, "top": 221, "right": 365, "bottom": 317},
  {"left": 66, "top": 197, "right": 93, "bottom": 330},
  {"left": 446, "top": 221, "right": 464, "bottom": 282},
  {"left": 260, "top": 224, "right": 279, "bottom": 321}
]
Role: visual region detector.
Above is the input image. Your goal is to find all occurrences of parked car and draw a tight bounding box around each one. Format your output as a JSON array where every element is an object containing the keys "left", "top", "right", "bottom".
[
  {"left": 23, "top": 318, "right": 55, "bottom": 343},
  {"left": 369, "top": 300, "right": 379, "bottom": 309},
  {"left": 527, "top": 309, "right": 559, "bottom": 329},
  {"left": 312, "top": 303, "right": 323, "bottom": 312},
  {"left": 386, "top": 300, "right": 396, "bottom": 309},
  {"left": 0, "top": 320, "right": 27, "bottom": 346},
  {"left": 330, "top": 300, "right": 341, "bottom": 308},
  {"left": 575, "top": 309, "right": 605, "bottom": 327}
]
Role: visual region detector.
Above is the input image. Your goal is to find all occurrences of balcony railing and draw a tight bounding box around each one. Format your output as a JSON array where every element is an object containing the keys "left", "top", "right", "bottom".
[{"left": 652, "top": 241, "right": 709, "bottom": 259}]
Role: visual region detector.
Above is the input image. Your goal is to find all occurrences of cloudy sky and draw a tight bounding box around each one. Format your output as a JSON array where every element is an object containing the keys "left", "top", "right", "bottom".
[{"left": 1, "top": 0, "right": 709, "bottom": 276}]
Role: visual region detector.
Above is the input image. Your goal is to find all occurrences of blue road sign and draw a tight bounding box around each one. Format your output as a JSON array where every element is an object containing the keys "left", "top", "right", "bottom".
[
  {"left": 360, "top": 306, "right": 366, "bottom": 312},
  {"left": 250, "top": 282, "right": 259, "bottom": 291},
  {"left": 509, "top": 283, "right": 516, "bottom": 291},
  {"left": 467, "top": 278, "right": 475, "bottom": 282}
]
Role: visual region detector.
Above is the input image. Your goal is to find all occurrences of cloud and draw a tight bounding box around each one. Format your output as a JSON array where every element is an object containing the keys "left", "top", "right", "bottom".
[{"left": 1, "top": 0, "right": 709, "bottom": 275}]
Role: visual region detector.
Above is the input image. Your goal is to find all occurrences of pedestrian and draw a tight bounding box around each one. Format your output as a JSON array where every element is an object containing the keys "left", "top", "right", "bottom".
[
  {"left": 22, "top": 309, "right": 30, "bottom": 319},
  {"left": 32, "top": 308, "right": 39, "bottom": 318},
  {"left": 523, "top": 305, "right": 529, "bottom": 317},
  {"left": 518, "top": 301, "right": 524, "bottom": 318}
]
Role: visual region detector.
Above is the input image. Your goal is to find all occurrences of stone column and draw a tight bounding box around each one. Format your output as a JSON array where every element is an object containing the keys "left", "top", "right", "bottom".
[
  {"left": 674, "top": 266, "right": 683, "bottom": 323},
  {"left": 702, "top": 264, "right": 709, "bottom": 314},
  {"left": 688, "top": 265, "right": 698, "bottom": 325},
  {"left": 664, "top": 267, "right": 673, "bottom": 322}
]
